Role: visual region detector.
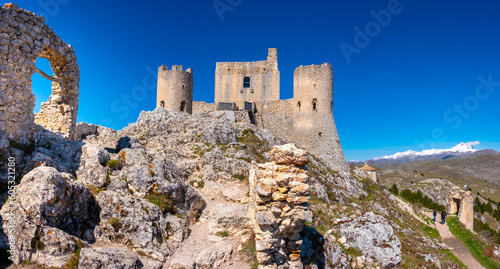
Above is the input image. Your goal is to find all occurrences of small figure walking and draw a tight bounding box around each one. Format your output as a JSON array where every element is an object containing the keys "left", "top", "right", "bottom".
[
  {"left": 441, "top": 209, "right": 447, "bottom": 224},
  {"left": 433, "top": 209, "right": 437, "bottom": 222}
]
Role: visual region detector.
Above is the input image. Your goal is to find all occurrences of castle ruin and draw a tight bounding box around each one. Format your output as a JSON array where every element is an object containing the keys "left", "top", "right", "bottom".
[
  {"left": 157, "top": 48, "right": 348, "bottom": 171},
  {"left": 0, "top": 3, "right": 79, "bottom": 140},
  {"left": 449, "top": 186, "right": 474, "bottom": 231}
]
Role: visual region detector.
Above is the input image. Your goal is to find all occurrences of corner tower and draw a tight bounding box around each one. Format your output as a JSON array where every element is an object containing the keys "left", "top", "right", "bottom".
[
  {"left": 157, "top": 65, "right": 194, "bottom": 114},
  {"left": 292, "top": 63, "right": 347, "bottom": 171}
]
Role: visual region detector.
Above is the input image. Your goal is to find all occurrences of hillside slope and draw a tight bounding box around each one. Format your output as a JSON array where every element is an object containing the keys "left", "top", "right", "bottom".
[{"left": 0, "top": 108, "right": 465, "bottom": 268}]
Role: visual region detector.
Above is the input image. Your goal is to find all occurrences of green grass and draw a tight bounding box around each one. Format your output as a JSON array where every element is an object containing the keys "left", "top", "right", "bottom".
[
  {"left": 234, "top": 173, "right": 246, "bottom": 180},
  {"left": 106, "top": 159, "right": 121, "bottom": 170},
  {"left": 447, "top": 216, "right": 500, "bottom": 269},
  {"left": 108, "top": 218, "right": 122, "bottom": 232},
  {"left": 145, "top": 193, "right": 177, "bottom": 214},
  {"left": 422, "top": 225, "right": 441, "bottom": 241},
  {"left": 30, "top": 230, "right": 45, "bottom": 250},
  {"left": 66, "top": 237, "right": 84, "bottom": 268},
  {"left": 237, "top": 129, "right": 270, "bottom": 163},
  {"left": 216, "top": 231, "right": 229, "bottom": 237}
]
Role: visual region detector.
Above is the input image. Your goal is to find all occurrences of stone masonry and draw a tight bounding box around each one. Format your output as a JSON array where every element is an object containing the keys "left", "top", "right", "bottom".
[
  {"left": 449, "top": 186, "right": 474, "bottom": 231},
  {"left": 157, "top": 65, "right": 193, "bottom": 114},
  {"left": 0, "top": 3, "right": 79, "bottom": 139},
  {"left": 160, "top": 49, "right": 348, "bottom": 172},
  {"left": 214, "top": 48, "right": 280, "bottom": 108},
  {"left": 250, "top": 144, "right": 313, "bottom": 268}
]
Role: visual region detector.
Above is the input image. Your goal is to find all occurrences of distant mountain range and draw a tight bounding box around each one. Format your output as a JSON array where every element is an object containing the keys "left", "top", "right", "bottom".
[{"left": 351, "top": 142, "right": 500, "bottom": 166}]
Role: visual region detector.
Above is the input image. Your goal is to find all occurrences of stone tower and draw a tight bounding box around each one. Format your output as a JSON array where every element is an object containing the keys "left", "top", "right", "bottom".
[
  {"left": 157, "top": 65, "right": 194, "bottom": 114},
  {"left": 214, "top": 48, "right": 280, "bottom": 108},
  {"left": 292, "top": 63, "right": 347, "bottom": 171}
]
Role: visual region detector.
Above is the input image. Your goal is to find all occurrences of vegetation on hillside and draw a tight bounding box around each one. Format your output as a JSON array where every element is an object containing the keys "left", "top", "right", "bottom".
[{"left": 447, "top": 216, "right": 500, "bottom": 269}]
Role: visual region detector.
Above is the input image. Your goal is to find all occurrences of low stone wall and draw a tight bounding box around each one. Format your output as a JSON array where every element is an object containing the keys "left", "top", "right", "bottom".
[
  {"left": 250, "top": 144, "right": 312, "bottom": 268},
  {"left": 192, "top": 101, "right": 217, "bottom": 113}
]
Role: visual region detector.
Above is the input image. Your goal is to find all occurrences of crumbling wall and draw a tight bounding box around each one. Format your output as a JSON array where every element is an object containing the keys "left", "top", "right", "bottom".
[
  {"left": 250, "top": 144, "right": 312, "bottom": 268},
  {"left": 0, "top": 3, "right": 79, "bottom": 139},
  {"left": 449, "top": 186, "right": 474, "bottom": 231}
]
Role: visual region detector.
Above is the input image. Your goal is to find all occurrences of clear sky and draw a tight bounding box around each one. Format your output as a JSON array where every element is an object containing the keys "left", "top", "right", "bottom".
[{"left": 25, "top": 0, "right": 500, "bottom": 161}]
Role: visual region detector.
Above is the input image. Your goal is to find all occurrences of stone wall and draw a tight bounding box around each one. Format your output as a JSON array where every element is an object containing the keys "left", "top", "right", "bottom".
[
  {"left": 250, "top": 144, "right": 312, "bottom": 268},
  {"left": 157, "top": 65, "right": 193, "bottom": 114},
  {"left": 0, "top": 3, "right": 79, "bottom": 139},
  {"left": 192, "top": 101, "right": 217, "bottom": 113},
  {"left": 449, "top": 186, "right": 474, "bottom": 231},
  {"left": 214, "top": 48, "right": 280, "bottom": 108}
]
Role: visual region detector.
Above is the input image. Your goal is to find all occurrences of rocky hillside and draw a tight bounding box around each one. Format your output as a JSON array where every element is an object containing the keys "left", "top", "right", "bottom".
[{"left": 0, "top": 108, "right": 467, "bottom": 268}]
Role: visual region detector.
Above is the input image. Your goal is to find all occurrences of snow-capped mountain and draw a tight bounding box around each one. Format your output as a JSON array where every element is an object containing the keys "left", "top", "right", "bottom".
[{"left": 364, "top": 141, "right": 499, "bottom": 166}]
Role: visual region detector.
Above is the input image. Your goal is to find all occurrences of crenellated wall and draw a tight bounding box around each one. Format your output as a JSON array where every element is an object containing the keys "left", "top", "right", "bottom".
[{"left": 157, "top": 65, "right": 194, "bottom": 114}]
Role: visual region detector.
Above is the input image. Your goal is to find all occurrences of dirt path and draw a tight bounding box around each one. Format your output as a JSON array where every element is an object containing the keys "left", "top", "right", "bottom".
[{"left": 423, "top": 212, "right": 485, "bottom": 269}]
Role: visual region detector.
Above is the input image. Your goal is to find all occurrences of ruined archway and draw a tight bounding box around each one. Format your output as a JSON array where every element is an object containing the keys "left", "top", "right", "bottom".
[{"left": 0, "top": 3, "right": 79, "bottom": 139}]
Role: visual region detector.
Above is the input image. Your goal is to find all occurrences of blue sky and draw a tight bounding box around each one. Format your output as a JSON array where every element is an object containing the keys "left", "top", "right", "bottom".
[{"left": 25, "top": 0, "right": 500, "bottom": 161}]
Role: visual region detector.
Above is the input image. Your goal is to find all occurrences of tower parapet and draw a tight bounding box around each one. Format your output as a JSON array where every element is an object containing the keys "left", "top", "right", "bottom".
[{"left": 157, "top": 65, "right": 193, "bottom": 114}]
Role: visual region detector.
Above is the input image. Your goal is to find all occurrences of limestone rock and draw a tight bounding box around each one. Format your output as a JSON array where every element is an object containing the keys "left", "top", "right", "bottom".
[
  {"left": 339, "top": 212, "right": 401, "bottom": 268},
  {"left": 194, "top": 241, "right": 233, "bottom": 268},
  {"left": 75, "top": 143, "right": 110, "bottom": 188},
  {"left": 94, "top": 190, "right": 173, "bottom": 261},
  {"left": 0, "top": 167, "right": 98, "bottom": 266},
  {"left": 208, "top": 203, "right": 250, "bottom": 234},
  {"left": 78, "top": 246, "right": 141, "bottom": 269},
  {"left": 269, "top": 144, "right": 308, "bottom": 166}
]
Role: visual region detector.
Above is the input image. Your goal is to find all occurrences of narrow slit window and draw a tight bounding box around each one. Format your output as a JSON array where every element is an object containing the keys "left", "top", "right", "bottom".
[
  {"left": 243, "top": 77, "right": 251, "bottom": 88},
  {"left": 180, "top": 100, "right": 186, "bottom": 112},
  {"left": 312, "top": 98, "right": 318, "bottom": 111}
]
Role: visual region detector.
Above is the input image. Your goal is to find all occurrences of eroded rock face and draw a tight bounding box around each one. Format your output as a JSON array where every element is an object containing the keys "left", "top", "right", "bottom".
[
  {"left": 94, "top": 190, "right": 173, "bottom": 261},
  {"left": 251, "top": 143, "right": 313, "bottom": 268},
  {"left": 0, "top": 166, "right": 98, "bottom": 266},
  {"left": 0, "top": 3, "right": 79, "bottom": 139},
  {"left": 339, "top": 212, "right": 402, "bottom": 268},
  {"left": 78, "top": 246, "right": 141, "bottom": 269}
]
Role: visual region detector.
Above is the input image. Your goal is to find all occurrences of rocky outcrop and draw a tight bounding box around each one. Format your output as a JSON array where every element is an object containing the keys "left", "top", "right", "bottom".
[
  {"left": 251, "top": 144, "right": 313, "bottom": 268},
  {"left": 338, "top": 212, "right": 402, "bottom": 268},
  {"left": 94, "top": 190, "right": 173, "bottom": 261},
  {"left": 0, "top": 167, "right": 98, "bottom": 266},
  {"left": 78, "top": 246, "right": 142, "bottom": 269}
]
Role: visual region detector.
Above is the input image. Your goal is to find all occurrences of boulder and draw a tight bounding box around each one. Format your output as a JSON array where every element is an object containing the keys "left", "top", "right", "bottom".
[
  {"left": 0, "top": 167, "right": 98, "bottom": 266},
  {"left": 78, "top": 246, "right": 141, "bottom": 269},
  {"left": 194, "top": 241, "right": 233, "bottom": 268},
  {"left": 339, "top": 212, "right": 401, "bottom": 268},
  {"left": 269, "top": 144, "right": 308, "bottom": 166}
]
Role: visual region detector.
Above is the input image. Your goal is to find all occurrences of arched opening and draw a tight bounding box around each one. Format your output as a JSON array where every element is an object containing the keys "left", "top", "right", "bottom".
[
  {"left": 312, "top": 98, "right": 318, "bottom": 111},
  {"left": 180, "top": 100, "right": 186, "bottom": 112},
  {"left": 160, "top": 100, "right": 165, "bottom": 108},
  {"left": 32, "top": 57, "right": 54, "bottom": 113},
  {"left": 318, "top": 132, "right": 322, "bottom": 137},
  {"left": 296, "top": 101, "right": 301, "bottom": 111}
]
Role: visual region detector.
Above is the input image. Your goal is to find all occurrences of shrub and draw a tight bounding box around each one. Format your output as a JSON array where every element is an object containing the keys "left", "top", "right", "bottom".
[
  {"left": 106, "top": 159, "right": 121, "bottom": 170},
  {"left": 108, "top": 218, "right": 122, "bottom": 232}
]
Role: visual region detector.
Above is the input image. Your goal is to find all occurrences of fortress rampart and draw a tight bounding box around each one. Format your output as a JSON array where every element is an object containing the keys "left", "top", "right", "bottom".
[{"left": 158, "top": 49, "right": 347, "bottom": 171}]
